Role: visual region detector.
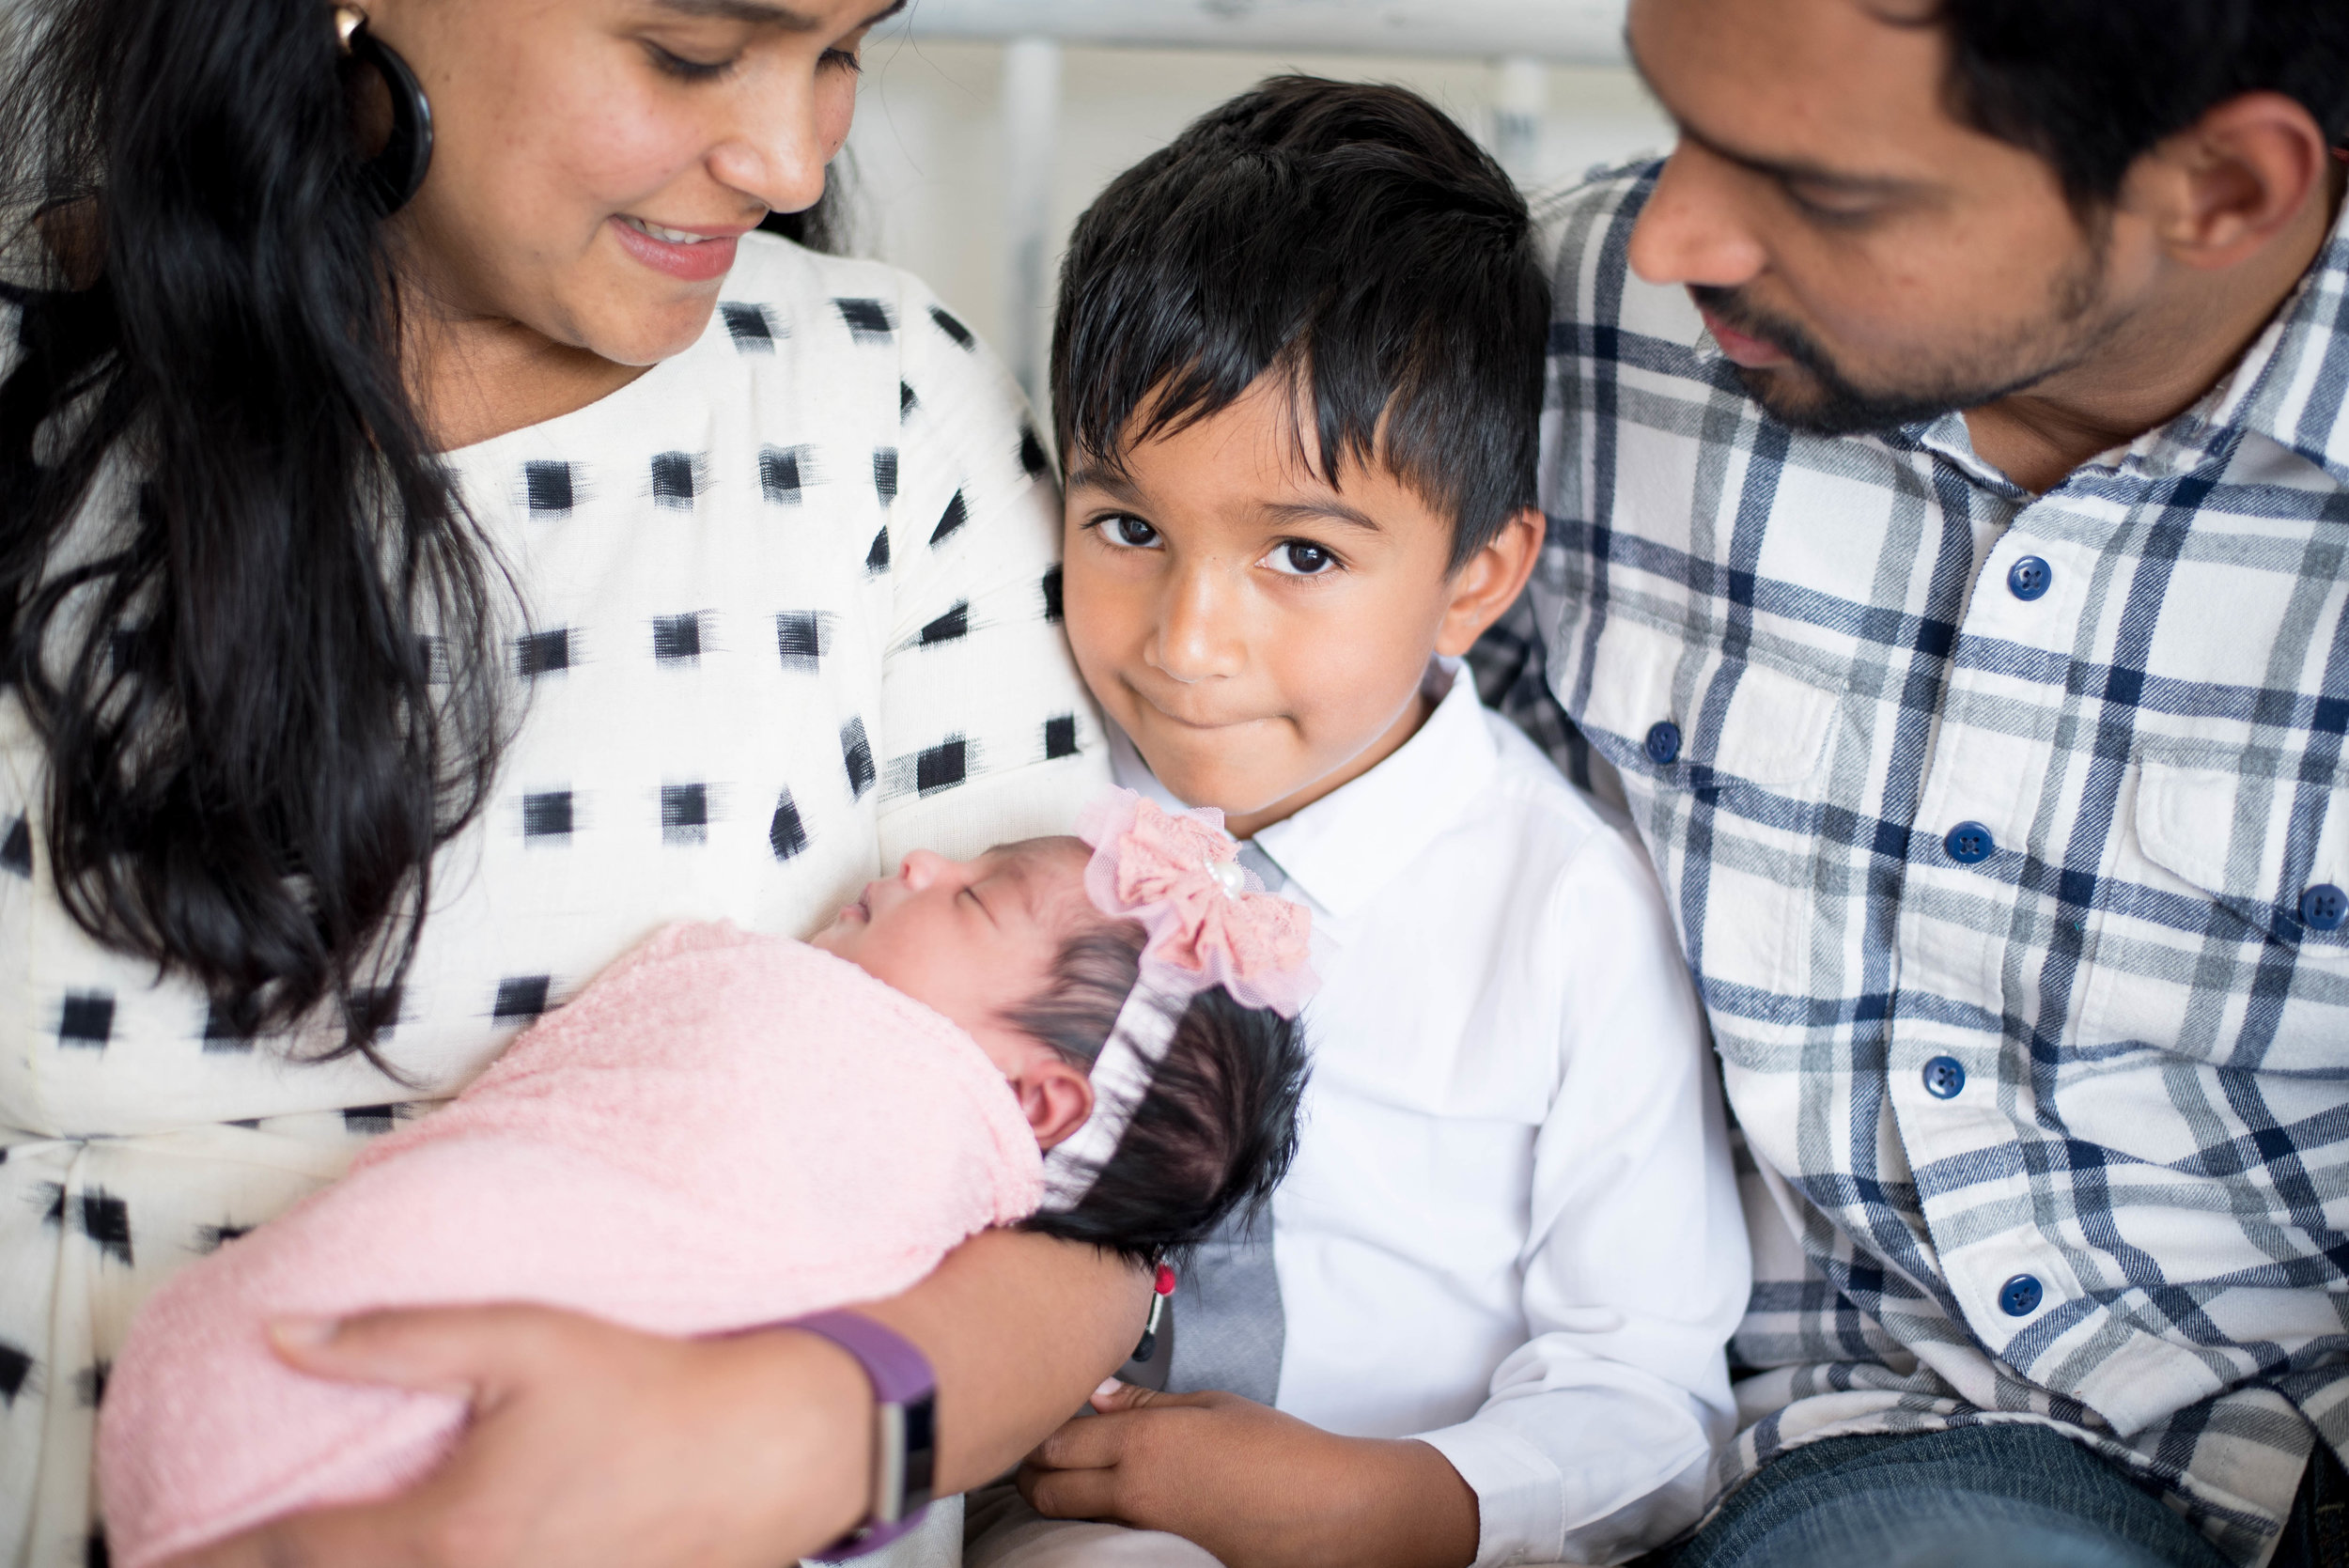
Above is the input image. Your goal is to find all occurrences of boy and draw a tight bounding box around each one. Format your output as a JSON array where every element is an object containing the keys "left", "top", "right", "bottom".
[{"left": 970, "top": 78, "right": 1750, "bottom": 1568}]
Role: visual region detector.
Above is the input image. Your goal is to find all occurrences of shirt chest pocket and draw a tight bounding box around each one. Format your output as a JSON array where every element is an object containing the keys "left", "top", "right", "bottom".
[
  {"left": 1571, "top": 613, "right": 1845, "bottom": 1049},
  {"left": 2078, "top": 750, "right": 2349, "bottom": 1070}
]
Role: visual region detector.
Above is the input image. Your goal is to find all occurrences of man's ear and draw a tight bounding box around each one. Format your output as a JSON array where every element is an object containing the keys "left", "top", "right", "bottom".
[
  {"left": 1435, "top": 506, "right": 1545, "bottom": 659},
  {"left": 2139, "top": 91, "right": 2333, "bottom": 272},
  {"left": 1018, "top": 1058, "right": 1097, "bottom": 1150}
]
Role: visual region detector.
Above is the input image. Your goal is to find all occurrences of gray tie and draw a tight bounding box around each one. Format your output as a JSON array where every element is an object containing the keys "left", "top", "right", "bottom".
[{"left": 1160, "top": 837, "right": 1290, "bottom": 1405}]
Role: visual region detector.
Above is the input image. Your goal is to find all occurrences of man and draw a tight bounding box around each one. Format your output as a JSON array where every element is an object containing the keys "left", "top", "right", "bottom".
[{"left": 1475, "top": 1, "right": 2349, "bottom": 1564}]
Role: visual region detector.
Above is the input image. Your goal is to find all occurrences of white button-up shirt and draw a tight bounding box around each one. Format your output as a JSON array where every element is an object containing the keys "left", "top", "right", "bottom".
[{"left": 1112, "top": 664, "right": 1750, "bottom": 1566}]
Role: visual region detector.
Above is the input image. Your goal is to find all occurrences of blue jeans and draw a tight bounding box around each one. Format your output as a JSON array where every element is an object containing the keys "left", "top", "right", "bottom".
[{"left": 1654, "top": 1426, "right": 2243, "bottom": 1568}]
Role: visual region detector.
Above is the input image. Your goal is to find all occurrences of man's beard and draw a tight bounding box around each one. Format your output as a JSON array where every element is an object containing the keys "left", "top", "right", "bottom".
[{"left": 1690, "top": 240, "right": 2119, "bottom": 438}]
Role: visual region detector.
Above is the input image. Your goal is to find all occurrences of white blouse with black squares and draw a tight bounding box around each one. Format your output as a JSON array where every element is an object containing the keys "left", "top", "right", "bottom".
[{"left": 0, "top": 233, "right": 1109, "bottom": 1568}]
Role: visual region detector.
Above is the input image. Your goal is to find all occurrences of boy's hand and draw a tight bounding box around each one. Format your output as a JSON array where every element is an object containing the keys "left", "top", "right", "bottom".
[{"left": 1017, "top": 1381, "right": 1478, "bottom": 1568}]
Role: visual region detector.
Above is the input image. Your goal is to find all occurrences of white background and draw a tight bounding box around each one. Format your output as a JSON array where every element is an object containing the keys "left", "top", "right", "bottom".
[{"left": 846, "top": 1, "right": 1669, "bottom": 397}]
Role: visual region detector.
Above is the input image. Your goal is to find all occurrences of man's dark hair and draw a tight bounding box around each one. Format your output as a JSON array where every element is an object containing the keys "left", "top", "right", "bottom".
[
  {"left": 1922, "top": 0, "right": 2349, "bottom": 207},
  {"left": 1050, "top": 75, "right": 1548, "bottom": 572},
  {"left": 1011, "top": 925, "right": 1310, "bottom": 1266}
]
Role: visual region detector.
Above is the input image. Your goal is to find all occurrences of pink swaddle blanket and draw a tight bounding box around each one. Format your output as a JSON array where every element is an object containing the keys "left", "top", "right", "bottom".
[{"left": 96, "top": 922, "right": 1046, "bottom": 1568}]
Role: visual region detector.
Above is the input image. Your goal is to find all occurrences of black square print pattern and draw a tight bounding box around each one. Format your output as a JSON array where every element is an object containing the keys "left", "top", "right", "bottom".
[
  {"left": 1045, "top": 714, "right": 1080, "bottom": 760},
  {"left": 919, "top": 602, "right": 970, "bottom": 646},
  {"left": 760, "top": 444, "right": 817, "bottom": 505},
  {"left": 493, "top": 975, "right": 552, "bottom": 1022},
  {"left": 74, "top": 1360, "right": 108, "bottom": 1409},
  {"left": 522, "top": 790, "right": 575, "bottom": 842},
  {"left": 865, "top": 528, "right": 892, "bottom": 575},
  {"left": 0, "top": 1340, "right": 28, "bottom": 1405},
  {"left": 1041, "top": 565, "right": 1064, "bottom": 623},
  {"left": 720, "top": 302, "right": 781, "bottom": 351},
  {"left": 886, "top": 737, "right": 974, "bottom": 799},
  {"left": 343, "top": 1104, "right": 399, "bottom": 1135},
  {"left": 899, "top": 380, "right": 918, "bottom": 417},
  {"left": 928, "top": 305, "right": 974, "bottom": 349},
  {"left": 661, "top": 783, "right": 710, "bottom": 845},
  {"left": 841, "top": 718, "right": 877, "bottom": 800},
  {"left": 202, "top": 996, "right": 259, "bottom": 1053},
  {"left": 873, "top": 448, "right": 898, "bottom": 505},
  {"left": 346, "top": 986, "right": 402, "bottom": 1039},
  {"left": 916, "top": 738, "right": 967, "bottom": 796},
  {"left": 58, "top": 992, "right": 114, "bottom": 1050},
  {"left": 650, "top": 451, "right": 706, "bottom": 510},
  {"left": 2, "top": 815, "right": 29, "bottom": 877},
  {"left": 194, "top": 1223, "right": 252, "bottom": 1255},
  {"left": 517, "top": 629, "right": 572, "bottom": 678},
  {"left": 769, "top": 789, "right": 810, "bottom": 862},
  {"left": 1019, "top": 425, "right": 1050, "bottom": 478},
  {"left": 524, "top": 460, "right": 576, "bottom": 517},
  {"left": 652, "top": 613, "right": 705, "bottom": 664},
  {"left": 74, "top": 1188, "right": 132, "bottom": 1265},
  {"left": 834, "top": 298, "right": 895, "bottom": 343},
  {"left": 929, "top": 491, "right": 969, "bottom": 548},
  {"left": 775, "top": 612, "right": 829, "bottom": 673}
]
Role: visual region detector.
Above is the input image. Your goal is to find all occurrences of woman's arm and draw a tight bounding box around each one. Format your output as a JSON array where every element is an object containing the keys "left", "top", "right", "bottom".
[
  {"left": 178, "top": 1233, "right": 1144, "bottom": 1568},
  {"left": 856, "top": 1228, "right": 1149, "bottom": 1494}
]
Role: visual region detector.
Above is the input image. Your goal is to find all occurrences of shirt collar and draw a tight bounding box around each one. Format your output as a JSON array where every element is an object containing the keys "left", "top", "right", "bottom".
[
  {"left": 2190, "top": 193, "right": 2349, "bottom": 487},
  {"left": 1103, "top": 659, "right": 1499, "bottom": 920}
]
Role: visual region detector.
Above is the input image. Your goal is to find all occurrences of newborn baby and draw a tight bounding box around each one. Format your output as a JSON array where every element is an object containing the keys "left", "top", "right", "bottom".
[{"left": 96, "top": 792, "right": 1315, "bottom": 1568}]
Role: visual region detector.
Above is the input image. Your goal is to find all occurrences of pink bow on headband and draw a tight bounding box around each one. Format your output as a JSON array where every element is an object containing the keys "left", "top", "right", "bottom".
[{"left": 1076, "top": 790, "right": 1317, "bottom": 1017}]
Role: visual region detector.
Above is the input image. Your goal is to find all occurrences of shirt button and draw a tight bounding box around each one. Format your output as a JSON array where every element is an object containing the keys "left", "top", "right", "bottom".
[
  {"left": 2007, "top": 555, "right": 2053, "bottom": 601},
  {"left": 1944, "top": 822, "right": 1996, "bottom": 864},
  {"left": 1999, "top": 1274, "right": 2045, "bottom": 1316},
  {"left": 1644, "top": 721, "right": 1682, "bottom": 767},
  {"left": 2302, "top": 883, "right": 2348, "bottom": 932},
  {"left": 1922, "top": 1056, "right": 1966, "bottom": 1099}
]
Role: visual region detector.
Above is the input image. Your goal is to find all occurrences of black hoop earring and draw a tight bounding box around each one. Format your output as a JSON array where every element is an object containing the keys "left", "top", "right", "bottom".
[{"left": 335, "top": 8, "right": 433, "bottom": 214}]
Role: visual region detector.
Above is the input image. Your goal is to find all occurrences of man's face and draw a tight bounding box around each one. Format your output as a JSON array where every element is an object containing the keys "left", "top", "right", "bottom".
[{"left": 1625, "top": 0, "right": 2131, "bottom": 434}]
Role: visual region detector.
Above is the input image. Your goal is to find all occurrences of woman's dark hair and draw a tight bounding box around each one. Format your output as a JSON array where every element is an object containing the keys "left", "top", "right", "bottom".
[
  {"left": 1919, "top": 0, "right": 2349, "bottom": 208},
  {"left": 1011, "top": 924, "right": 1311, "bottom": 1266},
  {"left": 0, "top": 0, "right": 841, "bottom": 1067},
  {"left": 1050, "top": 75, "right": 1548, "bottom": 573}
]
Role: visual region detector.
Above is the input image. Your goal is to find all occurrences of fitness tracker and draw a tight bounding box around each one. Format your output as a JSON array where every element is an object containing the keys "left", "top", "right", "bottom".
[{"left": 788, "top": 1311, "right": 939, "bottom": 1562}]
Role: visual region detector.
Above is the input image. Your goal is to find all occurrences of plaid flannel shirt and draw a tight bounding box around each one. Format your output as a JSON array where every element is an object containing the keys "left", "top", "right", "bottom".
[{"left": 1476, "top": 165, "right": 2349, "bottom": 1565}]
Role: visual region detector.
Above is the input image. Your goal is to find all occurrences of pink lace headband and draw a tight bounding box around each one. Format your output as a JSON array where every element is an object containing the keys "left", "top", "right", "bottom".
[{"left": 1038, "top": 789, "right": 1319, "bottom": 1210}]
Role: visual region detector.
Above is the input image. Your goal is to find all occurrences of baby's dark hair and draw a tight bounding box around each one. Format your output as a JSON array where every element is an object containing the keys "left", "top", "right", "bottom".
[
  {"left": 1009, "top": 919, "right": 1309, "bottom": 1266},
  {"left": 1050, "top": 75, "right": 1550, "bottom": 571}
]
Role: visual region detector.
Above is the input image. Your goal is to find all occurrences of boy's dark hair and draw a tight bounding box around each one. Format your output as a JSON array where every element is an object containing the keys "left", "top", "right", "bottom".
[
  {"left": 1050, "top": 75, "right": 1548, "bottom": 573},
  {"left": 1918, "top": 0, "right": 2349, "bottom": 208},
  {"left": 1010, "top": 924, "right": 1310, "bottom": 1266}
]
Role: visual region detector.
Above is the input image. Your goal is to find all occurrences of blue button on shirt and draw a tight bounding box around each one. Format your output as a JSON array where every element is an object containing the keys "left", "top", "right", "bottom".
[
  {"left": 1922, "top": 1058, "right": 1966, "bottom": 1099},
  {"left": 2008, "top": 555, "right": 2053, "bottom": 600}
]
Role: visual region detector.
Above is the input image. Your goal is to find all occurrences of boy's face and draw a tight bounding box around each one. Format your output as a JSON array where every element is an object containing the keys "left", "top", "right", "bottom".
[{"left": 1062, "top": 377, "right": 1539, "bottom": 840}]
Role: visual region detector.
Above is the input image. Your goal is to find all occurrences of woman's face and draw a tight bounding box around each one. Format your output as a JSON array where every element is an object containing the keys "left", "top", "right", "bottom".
[{"left": 367, "top": 0, "right": 895, "bottom": 367}]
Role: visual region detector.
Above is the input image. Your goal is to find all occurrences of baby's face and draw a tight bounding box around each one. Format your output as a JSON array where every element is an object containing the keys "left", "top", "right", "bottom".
[{"left": 811, "top": 838, "right": 1098, "bottom": 1146}]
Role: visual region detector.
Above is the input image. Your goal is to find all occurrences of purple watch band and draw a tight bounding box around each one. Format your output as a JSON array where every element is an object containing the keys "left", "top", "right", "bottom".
[{"left": 790, "top": 1311, "right": 938, "bottom": 1562}]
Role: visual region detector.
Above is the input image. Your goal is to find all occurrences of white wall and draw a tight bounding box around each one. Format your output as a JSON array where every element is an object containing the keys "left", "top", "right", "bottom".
[{"left": 839, "top": 30, "right": 1672, "bottom": 398}]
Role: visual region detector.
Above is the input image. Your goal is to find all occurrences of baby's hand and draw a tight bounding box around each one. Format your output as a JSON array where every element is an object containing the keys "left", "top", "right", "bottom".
[{"left": 1018, "top": 1382, "right": 1477, "bottom": 1568}]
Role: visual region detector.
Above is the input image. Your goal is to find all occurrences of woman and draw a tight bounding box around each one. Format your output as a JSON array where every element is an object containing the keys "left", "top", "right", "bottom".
[{"left": 0, "top": 2, "right": 1143, "bottom": 1565}]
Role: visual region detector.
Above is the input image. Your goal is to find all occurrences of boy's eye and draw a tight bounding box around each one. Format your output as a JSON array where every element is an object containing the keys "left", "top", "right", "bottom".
[
  {"left": 820, "top": 46, "right": 864, "bottom": 74},
  {"left": 1097, "top": 515, "right": 1162, "bottom": 551},
  {"left": 1260, "top": 540, "right": 1338, "bottom": 577}
]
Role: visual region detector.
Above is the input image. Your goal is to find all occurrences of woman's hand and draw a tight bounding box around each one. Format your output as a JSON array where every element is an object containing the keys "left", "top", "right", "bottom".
[
  {"left": 1018, "top": 1382, "right": 1480, "bottom": 1568},
  {"left": 169, "top": 1303, "right": 873, "bottom": 1568},
  {"left": 163, "top": 1231, "right": 1143, "bottom": 1568}
]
